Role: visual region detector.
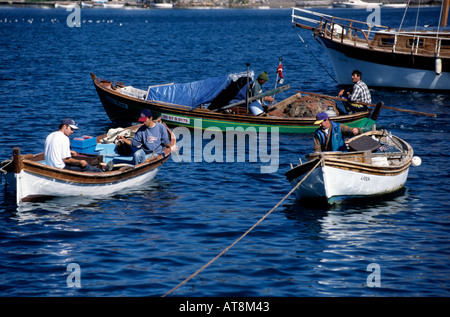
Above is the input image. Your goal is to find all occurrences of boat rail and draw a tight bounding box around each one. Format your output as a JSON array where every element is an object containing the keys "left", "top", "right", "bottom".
[{"left": 291, "top": 7, "right": 450, "bottom": 57}]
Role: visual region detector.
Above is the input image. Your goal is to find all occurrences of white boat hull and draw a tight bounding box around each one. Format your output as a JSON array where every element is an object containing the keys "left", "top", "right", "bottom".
[
  {"left": 319, "top": 39, "right": 450, "bottom": 90},
  {"left": 103, "top": 3, "right": 125, "bottom": 8},
  {"left": 342, "top": 0, "right": 379, "bottom": 8},
  {"left": 55, "top": 3, "right": 77, "bottom": 8},
  {"left": 14, "top": 167, "right": 159, "bottom": 204},
  {"left": 290, "top": 165, "right": 409, "bottom": 203},
  {"left": 151, "top": 3, "right": 173, "bottom": 9}
]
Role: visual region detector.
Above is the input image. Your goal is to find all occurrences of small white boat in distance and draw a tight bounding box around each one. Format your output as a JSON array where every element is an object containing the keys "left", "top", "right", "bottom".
[
  {"left": 286, "top": 130, "right": 419, "bottom": 205},
  {"left": 382, "top": 3, "right": 407, "bottom": 8},
  {"left": 103, "top": 2, "right": 125, "bottom": 8},
  {"left": 151, "top": 1, "right": 174, "bottom": 8},
  {"left": 55, "top": 2, "right": 78, "bottom": 9},
  {"left": 342, "top": 0, "right": 380, "bottom": 8},
  {"left": 332, "top": 1, "right": 347, "bottom": 7},
  {"left": 81, "top": 1, "right": 94, "bottom": 8}
]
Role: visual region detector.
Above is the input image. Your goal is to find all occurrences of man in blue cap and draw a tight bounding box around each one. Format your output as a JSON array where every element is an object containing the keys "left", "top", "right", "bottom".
[
  {"left": 117, "top": 109, "right": 171, "bottom": 165},
  {"left": 313, "top": 112, "right": 361, "bottom": 152}
]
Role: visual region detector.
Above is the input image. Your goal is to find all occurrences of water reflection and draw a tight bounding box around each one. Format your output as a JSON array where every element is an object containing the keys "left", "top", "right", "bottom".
[{"left": 282, "top": 190, "right": 412, "bottom": 248}]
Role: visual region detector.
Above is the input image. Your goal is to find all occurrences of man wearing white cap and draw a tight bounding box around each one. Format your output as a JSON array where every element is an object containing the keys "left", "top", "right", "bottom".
[{"left": 45, "top": 118, "right": 104, "bottom": 172}]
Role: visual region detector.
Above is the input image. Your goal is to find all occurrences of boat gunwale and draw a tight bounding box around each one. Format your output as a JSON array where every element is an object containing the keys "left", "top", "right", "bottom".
[{"left": 20, "top": 155, "right": 170, "bottom": 184}]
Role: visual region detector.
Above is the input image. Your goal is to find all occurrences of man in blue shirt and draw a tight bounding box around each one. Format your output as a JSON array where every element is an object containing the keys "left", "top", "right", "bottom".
[{"left": 117, "top": 109, "right": 171, "bottom": 165}]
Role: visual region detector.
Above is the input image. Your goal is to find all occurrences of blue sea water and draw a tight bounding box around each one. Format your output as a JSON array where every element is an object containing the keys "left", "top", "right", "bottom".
[{"left": 0, "top": 5, "right": 449, "bottom": 299}]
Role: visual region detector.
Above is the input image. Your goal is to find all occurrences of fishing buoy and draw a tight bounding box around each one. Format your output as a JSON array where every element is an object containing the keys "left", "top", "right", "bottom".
[
  {"left": 435, "top": 58, "right": 442, "bottom": 75},
  {"left": 325, "top": 106, "right": 337, "bottom": 117},
  {"left": 412, "top": 156, "right": 422, "bottom": 167}
]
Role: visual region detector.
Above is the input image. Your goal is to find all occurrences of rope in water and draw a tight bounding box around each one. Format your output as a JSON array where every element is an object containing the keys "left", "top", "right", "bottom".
[{"left": 162, "top": 157, "right": 324, "bottom": 297}]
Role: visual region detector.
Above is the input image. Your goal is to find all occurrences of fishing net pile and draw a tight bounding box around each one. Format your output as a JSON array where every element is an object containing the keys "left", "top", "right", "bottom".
[{"left": 270, "top": 94, "right": 339, "bottom": 118}]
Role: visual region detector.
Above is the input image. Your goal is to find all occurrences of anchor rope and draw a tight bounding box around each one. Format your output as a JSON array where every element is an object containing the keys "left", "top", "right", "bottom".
[
  {"left": 162, "top": 157, "right": 324, "bottom": 297},
  {"left": 294, "top": 28, "right": 338, "bottom": 84}
]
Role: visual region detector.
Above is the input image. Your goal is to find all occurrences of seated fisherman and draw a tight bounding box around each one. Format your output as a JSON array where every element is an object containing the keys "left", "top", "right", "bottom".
[
  {"left": 249, "top": 71, "right": 274, "bottom": 116},
  {"left": 116, "top": 109, "right": 172, "bottom": 165},
  {"left": 338, "top": 70, "right": 371, "bottom": 112},
  {"left": 45, "top": 118, "right": 106, "bottom": 172},
  {"left": 313, "top": 112, "right": 361, "bottom": 152}
]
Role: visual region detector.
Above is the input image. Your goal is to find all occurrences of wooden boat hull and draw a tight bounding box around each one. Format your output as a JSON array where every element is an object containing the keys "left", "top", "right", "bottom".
[
  {"left": 13, "top": 165, "right": 160, "bottom": 203},
  {"left": 91, "top": 73, "right": 378, "bottom": 133},
  {"left": 4, "top": 124, "right": 175, "bottom": 205},
  {"left": 285, "top": 130, "right": 414, "bottom": 204}
]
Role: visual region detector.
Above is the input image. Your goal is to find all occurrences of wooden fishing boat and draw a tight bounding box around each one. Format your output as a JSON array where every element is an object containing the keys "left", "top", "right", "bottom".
[
  {"left": 291, "top": 2, "right": 450, "bottom": 91},
  {"left": 285, "top": 129, "right": 420, "bottom": 204},
  {"left": 1, "top": 124, "right": 176, "bottom": 205},
  {"left": 90, "top": 73, "right": 382, "bottom": 134}
]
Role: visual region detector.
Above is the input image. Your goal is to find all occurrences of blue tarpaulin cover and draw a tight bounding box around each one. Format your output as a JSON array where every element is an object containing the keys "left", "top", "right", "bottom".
[{"left": 145, "top": 72, "right": 253, "bottom": 109}]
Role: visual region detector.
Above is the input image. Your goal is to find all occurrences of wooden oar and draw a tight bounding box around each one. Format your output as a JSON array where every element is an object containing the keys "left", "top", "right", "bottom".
[
  {"left": 100, "top": 162, "right": 134, "bottom": 168},
  {"left": 296, "top": 91, "right": 437, "bottom": 118}
]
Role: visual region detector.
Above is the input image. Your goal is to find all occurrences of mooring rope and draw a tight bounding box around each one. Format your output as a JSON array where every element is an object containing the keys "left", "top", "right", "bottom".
[
  {"left": 294, "top": 31, "right": 338, "bottom": 84},
  {"left": 162, "top": 157, "right": 324, "bottom": 297}
]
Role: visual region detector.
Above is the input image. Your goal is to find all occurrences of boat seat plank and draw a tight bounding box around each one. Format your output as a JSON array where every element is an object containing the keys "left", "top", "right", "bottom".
[{"left": 95, "top": 143, "right": 134, "bottom": 164}]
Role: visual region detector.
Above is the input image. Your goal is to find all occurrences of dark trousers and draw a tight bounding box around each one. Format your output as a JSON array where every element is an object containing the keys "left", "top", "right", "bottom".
[{"left": 64, "top": 164, "right": 103, "bottom": 173}]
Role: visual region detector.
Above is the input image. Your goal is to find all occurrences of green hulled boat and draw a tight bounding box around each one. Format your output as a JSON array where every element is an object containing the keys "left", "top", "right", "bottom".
[{"left": 91, "top": 73, "right": 381, "bottom": 133}]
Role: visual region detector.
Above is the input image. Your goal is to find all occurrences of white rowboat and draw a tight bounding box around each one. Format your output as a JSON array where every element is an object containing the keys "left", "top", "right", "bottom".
[
  {"left": 285, "top": 130, "right": 419, "bottom": 204},
  {"left": 2, "top": 124, "right": 175, "bottom": 205}
]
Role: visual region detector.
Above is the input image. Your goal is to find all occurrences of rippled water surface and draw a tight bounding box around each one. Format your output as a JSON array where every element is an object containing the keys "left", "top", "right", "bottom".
[{"left": 0, "top": 6, "right": 449, "bottom": 297}]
